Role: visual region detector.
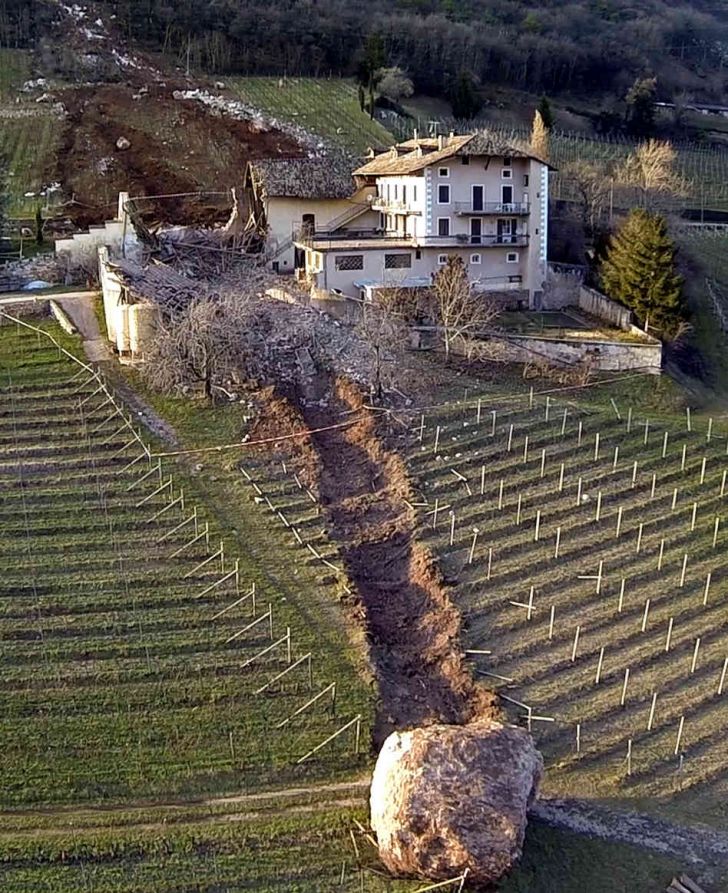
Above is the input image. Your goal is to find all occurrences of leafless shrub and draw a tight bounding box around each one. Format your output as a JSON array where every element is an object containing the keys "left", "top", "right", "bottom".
[
  {"left": 615, "top": 139, "right": 691, "bottom": 210},
  {"left": 355, "top": 300, "right": 407, "bottom": 398},
  {"left": 432, "top": 256, "right": 500, "bottom": 361}
]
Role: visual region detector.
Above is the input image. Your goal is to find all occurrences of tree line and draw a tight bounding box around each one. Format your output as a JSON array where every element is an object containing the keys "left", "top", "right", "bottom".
[{"left": 2, "top": 0, "right": 727, "bottom": 106}]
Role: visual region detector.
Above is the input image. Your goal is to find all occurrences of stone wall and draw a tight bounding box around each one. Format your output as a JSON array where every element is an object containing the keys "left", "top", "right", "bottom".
[
  {"left": 495, "top": 331, "right": 662, "bottom": 373},
  {"left": 578, "top": 285, "right": 632, "bottom": 330},
  {"left": 542, "top": 273, "right": 634, "bottom": 332},
  {"left": 55, "top": 192, "right": 141, "bottom": 276}
]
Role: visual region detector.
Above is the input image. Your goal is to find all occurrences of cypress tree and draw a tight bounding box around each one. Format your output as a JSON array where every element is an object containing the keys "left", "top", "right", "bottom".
[{"left": 600, "top": 209, "right": 683, "bottom": 336}]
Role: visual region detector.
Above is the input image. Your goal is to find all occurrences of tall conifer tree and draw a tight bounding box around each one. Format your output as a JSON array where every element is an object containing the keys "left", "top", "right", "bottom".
[{"left": 600, "top": 209, "right": 683, "bottom": 335}]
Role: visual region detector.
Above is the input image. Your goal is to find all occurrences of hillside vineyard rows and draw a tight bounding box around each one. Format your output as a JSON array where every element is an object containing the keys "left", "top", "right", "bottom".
[
  {"left": 228, "top": 77, "right": 394, "bottom": 153},
  {"left": 0, "top": 320, "right": 371, "bottom": 807},
  {"left": 408, "top": 390, "right": 728, "bottom": 823}
]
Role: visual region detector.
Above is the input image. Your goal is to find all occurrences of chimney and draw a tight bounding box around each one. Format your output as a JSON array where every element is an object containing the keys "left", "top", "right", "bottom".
[
  {"left": 438, "top": 134, "right": 444, "bottom": 150},
  {"left": 449, "top": 130, "right": 455, "bottom": 142},
  {"left": 413, "top": 127, "right": 418, "bottom": 141}
]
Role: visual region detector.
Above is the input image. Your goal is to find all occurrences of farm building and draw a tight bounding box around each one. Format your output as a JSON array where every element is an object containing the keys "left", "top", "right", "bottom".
[
  {"left": 292, "top": 132, "right": 553, "bottom": 308},
  {"left": 243, "top": 156, "right": 378, "bottom": 273}
]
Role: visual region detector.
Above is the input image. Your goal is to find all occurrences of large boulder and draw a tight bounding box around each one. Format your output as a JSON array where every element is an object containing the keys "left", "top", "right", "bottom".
[{"left": 370, "top": 720, "right": 543, "bottom": 885}]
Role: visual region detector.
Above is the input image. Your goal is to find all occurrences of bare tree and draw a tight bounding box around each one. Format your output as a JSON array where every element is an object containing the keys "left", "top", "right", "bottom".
[
  {"left": 563, "top": 159, "right": 612, "bottom": 239},
  {"left": 530, "top": 109, "right": 549, "bottom": 160},
  {"left": 141, "top": 295, "right": 255, "bottom": 399},
  {"left": 432, "top": 256, "right": 499, "bottom": 362},
  {"left": 615, "top": 139, "right": 690, "bottom": 210},
  {"left": 355, "top": 299, "right": 406, "bottom": 399},
  {"left": 375, "top": 66, "right": 414, "bottom": 102}
]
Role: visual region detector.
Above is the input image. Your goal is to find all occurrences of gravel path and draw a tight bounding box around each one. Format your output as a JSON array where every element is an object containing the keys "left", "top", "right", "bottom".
[{"left": 533, "top": 796, "right": 728, "bottom": 881}]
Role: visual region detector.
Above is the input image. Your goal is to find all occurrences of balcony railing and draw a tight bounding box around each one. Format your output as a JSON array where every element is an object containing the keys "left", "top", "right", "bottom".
[
  {"left": 294, "top": 229, "right": 529, "bottom": 249},
  {"left": 454, "top": 201, "right": 530, "bottom": 215},
  {"left": 421, "top": 233, "right": 529, "bottom": 247},
  {"left": 473, "top": 275, "right": 524, "bottom": 292},
  {"left": 371, "top": 198, "right": 420, "bottom": 214},
  {"left": 294, "top": 227, "right": 413, "bottom": 248}
]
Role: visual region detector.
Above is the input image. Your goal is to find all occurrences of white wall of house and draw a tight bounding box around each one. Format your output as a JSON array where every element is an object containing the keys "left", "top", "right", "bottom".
[
  {"left": 266, "top": 197, "right": 378, "bottom": 271},
  {"left": 308, "top": 244, "right": 528, "bottom": 298},
  {"left": 367, "top": 154, "right": 547, "bottom": 303}
]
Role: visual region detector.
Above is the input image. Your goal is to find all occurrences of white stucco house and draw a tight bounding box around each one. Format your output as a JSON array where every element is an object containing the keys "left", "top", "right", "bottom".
[
  {"left": 289, "top": 132, "right": 553, "bottom": 308},
  {"left": 243, "top": 157, "right": 378, "bottom": 274}
]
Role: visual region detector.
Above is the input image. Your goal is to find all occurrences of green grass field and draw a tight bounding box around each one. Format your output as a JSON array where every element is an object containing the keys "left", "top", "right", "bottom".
[
  {"left": 406, "top": 385, "right": 728, "bottom": 831},
  {"left": 0, "top": 114, "right": 60, "bottom": 218},
  {"left": 675, "top": 229, "right": 728, "bottom": 397},
  {"left": 0, "top": 48, "right": 31, "bottom": 98},
  {"left": 0, "top": 321, "right": 373, "bottom": 810},
  {"left": 227, "top": 77, "right": 394, "bottom": 153},
  {"left": 0, "top": 49, "right": 60, "bottom": 219}
]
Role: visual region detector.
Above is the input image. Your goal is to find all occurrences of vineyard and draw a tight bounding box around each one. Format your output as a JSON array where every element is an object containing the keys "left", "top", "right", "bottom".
[
  {"left": 228, "top": 77, "right": 394, "bottom": 153},
  {"left": 0, "top": 114, "right": 60, "bottom": 218},
  {"left": 0, "top": 49, "right": 30, "bottom": 98},
  {"left": 407, "top": 388, "right": 728, "bottom": 830},
  {"left": 0, "top": 317, "right": 374, "bottom": 810}
]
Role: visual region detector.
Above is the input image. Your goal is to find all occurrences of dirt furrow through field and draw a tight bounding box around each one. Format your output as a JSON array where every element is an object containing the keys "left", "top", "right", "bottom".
[{"left": 277, "top": 374, "right": 498, "bottom": 744}]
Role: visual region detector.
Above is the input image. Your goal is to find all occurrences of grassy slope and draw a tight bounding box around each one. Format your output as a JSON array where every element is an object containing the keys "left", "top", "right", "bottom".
[
  {"left": 0, "top": 49, "right": 60, "bottom": 219},
  {"left": 677, "top": 231, "right": 728, "bottom": 400},
  {"left": 227, "top": 77, "right": 394, "bottom": 153},
  {"left": 0, "top": 320, "right": 373, "bottom": 808}
]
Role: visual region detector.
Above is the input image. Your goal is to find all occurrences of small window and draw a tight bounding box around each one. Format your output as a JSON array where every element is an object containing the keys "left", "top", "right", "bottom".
[
  {"left": 384, "top": 253, "right": 412, "bottom": 269},
  {"left": 413, "top": 184, "right": 418, "bottom": 202},
  {"left": 415, "top": 249, "right": 422, "bottom": 259},
  {"left": 503, "top": 157, "right": 512, "bottom": 167},
  {"left": 502, "top": 168, "right": 513, "bottom": 179},
  {"left": 461, "top": 156, "right": 470, "bottom": 165},
  {"left": 437, "top": 217, "right": 450, "bottom": 236},
  {"left": 439, "top": 167, "right": 450, "bottom": 177},
  {"left": 402, "top": 184, "right": 407, "bottom": 203},
  {"left": 335, "top": 254, "right": 364, "bottom": 271},
  {"left": 437, "top": 254, "right": 448, "bottom": 265},
  {"left": 394, "top": 184, "right": 399, "bottom": 200},
  {"left": 470, "top": 253, "right": 482, "bottom": 264},
  {"left": 523, "top": 174, "right": 530, "bottom": 186},
  {"left": 506, "top": 252, "right": 519, "bottom": 263},
  {"left": 438, "top": 184, "right": 450, "bottom": 203}
]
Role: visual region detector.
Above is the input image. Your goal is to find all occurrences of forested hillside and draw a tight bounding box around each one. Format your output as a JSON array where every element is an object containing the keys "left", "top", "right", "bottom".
[{"left": 2, "top": 0, "right": 727, "bottom": 103}]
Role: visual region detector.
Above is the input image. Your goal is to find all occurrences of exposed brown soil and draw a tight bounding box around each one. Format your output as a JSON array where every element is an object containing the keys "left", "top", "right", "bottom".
[
  {"left": 54, "top": 84, "right": 304, "bottom": 228},
  {"left": 255, "top": 375, "right": 498, "bottom": 745}
]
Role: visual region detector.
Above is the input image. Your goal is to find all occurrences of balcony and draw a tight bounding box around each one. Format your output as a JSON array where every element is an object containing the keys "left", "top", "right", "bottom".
[
  {"left": 371, "top": 197, "right": 421, "bottom": 215},
  {"left": 420, "top": 233, "right": 529, "bottom": 247},
  {"left": 294, "top": 227, "right": 415, "bottom": 250},
  {"left": 473, "top": 275, "right": 524, "bottom": 292},
  {"left": 454, "top": 201, "right": 530, "bottom": 216}
]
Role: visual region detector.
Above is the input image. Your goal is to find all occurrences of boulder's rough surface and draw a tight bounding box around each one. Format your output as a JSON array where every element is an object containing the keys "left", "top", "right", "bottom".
[{"left": 370, "top": 720, "right": 543, "bottom": 885}]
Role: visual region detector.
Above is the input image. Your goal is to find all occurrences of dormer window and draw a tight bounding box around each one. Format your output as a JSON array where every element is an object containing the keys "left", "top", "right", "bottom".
[{"left": 438, "top": 167, "right": 450, "bottom": 178}]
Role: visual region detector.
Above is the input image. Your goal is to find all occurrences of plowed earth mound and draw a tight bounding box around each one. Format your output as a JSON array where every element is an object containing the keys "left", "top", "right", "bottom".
[
  {"left": 252, "top": 377, "right": 498, "bottom": 744},
  {"left": 56, "top": 84, "right": 304, "bottom": 228}
]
